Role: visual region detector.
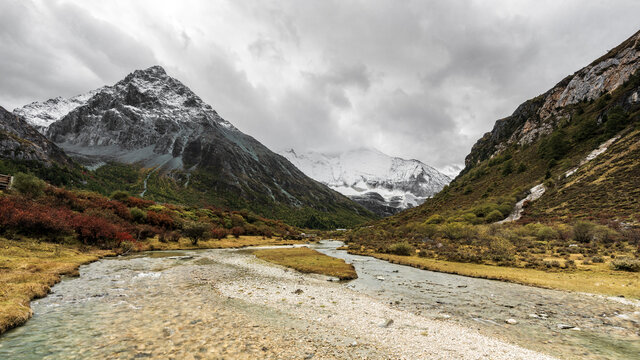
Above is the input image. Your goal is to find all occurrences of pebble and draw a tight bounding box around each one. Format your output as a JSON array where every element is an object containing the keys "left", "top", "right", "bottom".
[
  {"left": 379, "top": 319, "right": 394, "bottom": 328},
  {"left": 505, "top": 319, "right": 518, "bottom": 325},
  {"left": 556, "top": 324, "right": 575, "bottom": 330}
]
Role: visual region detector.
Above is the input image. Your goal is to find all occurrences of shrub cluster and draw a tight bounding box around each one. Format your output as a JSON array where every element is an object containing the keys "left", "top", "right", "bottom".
[{"left": 1, "top": 179, "right": 300, "bottom": 250}]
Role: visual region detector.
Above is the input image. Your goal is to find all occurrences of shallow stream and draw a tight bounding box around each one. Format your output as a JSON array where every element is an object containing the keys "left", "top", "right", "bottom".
[{"left": 0, "top": 241, "right": 638, "bottom": 359}]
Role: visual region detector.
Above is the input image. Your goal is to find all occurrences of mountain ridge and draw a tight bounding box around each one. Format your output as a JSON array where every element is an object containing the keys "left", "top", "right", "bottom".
[
  {"left": 280, "top": 148, "right": 450, "bottom": 216},
  {"left": 12, "top": 66, "right": 376, "bottom": 228}
]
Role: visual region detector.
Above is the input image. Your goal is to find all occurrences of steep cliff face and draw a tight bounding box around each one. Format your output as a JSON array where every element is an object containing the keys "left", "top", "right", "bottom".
[
  {"left": 13, "top": 66, "right": 375, "bottom": 227},
  {"left": 0, "top": 106, "right": 71, "bottom": 167},
  {"left": 280, "top": 148, "right": 450, "bottom": 216},
  {"left": 465, "top": 30, "right": 640, "bottom": 169}
]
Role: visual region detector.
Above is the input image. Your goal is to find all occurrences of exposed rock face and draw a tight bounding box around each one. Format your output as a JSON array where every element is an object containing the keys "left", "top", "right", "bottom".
[
  {"left": 0, "top": 106, "right": 71, "bottom": 166},
  {"left": 280, "top": 148, "right": 451, "bottom": 216},
  {"left": 465, "top": 30, "right": 640, "bottom": 169},
  {"left": 13, "top": 66, "right": 371, "bottom": 217}
]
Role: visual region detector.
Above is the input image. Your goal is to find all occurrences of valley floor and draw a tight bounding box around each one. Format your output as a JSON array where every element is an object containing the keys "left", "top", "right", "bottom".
[
  {"left": 0, "top": 246, "right": 553, "bottom": 359},
  {"left": 347, "top": 250, "right": 640, "bottom": 299}
]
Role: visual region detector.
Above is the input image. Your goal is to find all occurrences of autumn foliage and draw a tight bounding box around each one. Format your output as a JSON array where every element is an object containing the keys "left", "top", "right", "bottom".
[{"left": 0, "top": 180, "right": 299, "bottom": 250}]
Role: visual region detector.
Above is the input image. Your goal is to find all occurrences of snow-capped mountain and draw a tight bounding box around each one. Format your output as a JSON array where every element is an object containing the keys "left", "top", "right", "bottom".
[
  {"left": 0, "top": 106, "right": 71, "bottom": 166},
  {"left": 280, "top": 148, "right": 451, "bottom": 216},
  {"left": 12, "top": 66, "right": 374, "bottom": 226},
  {"left": 15, "top": 66, "right": 238, "bottom": 169}
]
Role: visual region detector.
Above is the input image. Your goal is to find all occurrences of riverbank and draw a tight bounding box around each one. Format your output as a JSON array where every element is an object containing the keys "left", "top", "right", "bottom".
[
  {"left": 0, "top": 237, "right": 114, "bottom": 334},
  {"left": 0, "top": 235, "right": 302, "bottom": 335},
  {"left": 348, "top": 249, "right": 640, "bottom": 299}
]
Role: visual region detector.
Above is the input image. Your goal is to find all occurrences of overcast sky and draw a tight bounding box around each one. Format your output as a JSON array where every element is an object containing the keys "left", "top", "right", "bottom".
[{"left": 1, "top": 0, "right": 639, "bottom": 176}]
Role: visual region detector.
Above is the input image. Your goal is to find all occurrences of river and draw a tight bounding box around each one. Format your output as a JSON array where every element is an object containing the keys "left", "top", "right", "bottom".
[{"left": 0, "top": 241, "right": 637, "bottom": 359}]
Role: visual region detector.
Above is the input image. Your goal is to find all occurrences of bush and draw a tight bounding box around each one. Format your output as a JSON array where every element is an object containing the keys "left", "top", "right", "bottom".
[
  {"left": 487, "top": 236, "right": 515, "bottom": 263},
  {"left": 485, "top": 210, "right": 505, "bottom": 223},
  {"left": 425, "top": 214, "right": 445, "bottom": 224},
  {"left": 0, "top": 197, "right": 73, "bottom": 238},
  {"left": 110, "top": 190, "right": 130, "bottom": 201},
  {"left": 536, "top": 225, "right": 558, "bottom": 241},
  {"left": 539, "top": 130, "right": 570, "bottom": 160},
  {"left": 501, "top": 160, "right": 514, "bottom": 177},
  {"left": 388, "top": 242, "right": 415, "bottom": 256},
  {"left": 230, "top": 214, "right": 246, "bottom": 227},
  {"left": 71, "top": 215, "right": 122, "bottom": 247},
  {"left": 168, "top": 231, "right": 181, "bottom": 242},
  {"left": 610, "top": 258, "right": 640, "bottom": 272},
  {"left": 462, "top": 212, "right": 479, "bottom": 224},
  {"left": 146, "top": 211, "right": 175, "bottom": 229},
  {"left": 211, "top": 227, "right": 228, "bottom": 240},
  {"left": 183, "top": 222, "right": 211, "bottom": 245},
  {"left": 130, "top": 207, "right": 147, "bottom": 223},
  {"left": 12, "top": 172, "right": 46, "bottom": 198},
  {"left": 442, "top": 222, "right": 476, "bottom": 240},
  {"left": 136, "top": 225, "right": 160, "bottom": 240},
  {"left": 231, "top": 226, "right": 245, "bottom": 239},
  {"left": 573, "top": 221, "right": 595, "bottom": 243},
  {"left": 592, "top": 225, "right": 618, "bottom": 244}
]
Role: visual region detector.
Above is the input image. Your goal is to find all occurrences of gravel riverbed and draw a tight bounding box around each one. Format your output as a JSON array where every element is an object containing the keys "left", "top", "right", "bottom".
[
  {"left": 211, "top": 249, "right": 554, "bottom": 359},
  {"left": 0, "top": 248, "right": 557, "bottom": 359}
]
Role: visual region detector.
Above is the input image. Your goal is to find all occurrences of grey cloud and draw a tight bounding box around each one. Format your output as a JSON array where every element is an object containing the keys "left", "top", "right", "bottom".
[
  {"left": 0, "top": 0, "right": 156, "bottom": 109},
  {"left": 1, "top": 0, "right": 640, "bottom": 173}
]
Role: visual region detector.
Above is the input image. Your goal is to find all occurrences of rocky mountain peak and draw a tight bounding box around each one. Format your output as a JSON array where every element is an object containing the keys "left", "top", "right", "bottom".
[
  {"left": 10, "top": 67, "right": 374, "bottom": 227},
  {"left": 465, "top": 30, "right": 640, "bottom": 169}
]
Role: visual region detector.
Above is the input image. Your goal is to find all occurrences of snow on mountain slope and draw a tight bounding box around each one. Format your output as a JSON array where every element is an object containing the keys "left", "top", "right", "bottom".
[
  {"left": 14, "top": 90, "right": 100, "bottom": 133},
  {"left": 280, "top": 148, "right": 451, "bottom": 216}
]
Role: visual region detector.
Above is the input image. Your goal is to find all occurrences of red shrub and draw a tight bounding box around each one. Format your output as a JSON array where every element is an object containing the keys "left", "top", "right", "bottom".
[
  {"left": 135, "top": 225, "right": 161, "bottom": 240},
  {"left": 0, "top": 197, "right": 73, "bottom": 237},
  {"left": 115, "top": 231, "right": 136, "bottom": 245},
  {"left": 71, "top": 214, "right": 122, "bottom": 247},
  {"left": 211, "top": 228, "right": 228, "bottom": 240},
  {"left": 146, "top": 211, "right": 175, "bottom": 229},
  {"left": 126, "top": 197, "right": 154, "bottom": 209},
  {"left": 231, "top": 226, "right": 245, "bottom": 239}
]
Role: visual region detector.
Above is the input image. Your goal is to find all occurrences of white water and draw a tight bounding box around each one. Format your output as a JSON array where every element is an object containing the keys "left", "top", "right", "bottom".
[
  {"left": 565, "top": 135, "right": 620, "bottom": 178},
  {"left": 498, "top": 183, "right": 546, "bottom": 223}
]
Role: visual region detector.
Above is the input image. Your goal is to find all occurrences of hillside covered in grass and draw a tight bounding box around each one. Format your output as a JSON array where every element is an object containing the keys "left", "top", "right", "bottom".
[{"left": 346, "top": 30, "right": 640, "bottom": 280}]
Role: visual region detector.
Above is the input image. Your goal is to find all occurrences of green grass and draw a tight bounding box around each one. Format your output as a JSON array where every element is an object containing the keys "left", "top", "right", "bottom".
[{"left": 253, "top": 247, "right": 358, "bottom": 280}]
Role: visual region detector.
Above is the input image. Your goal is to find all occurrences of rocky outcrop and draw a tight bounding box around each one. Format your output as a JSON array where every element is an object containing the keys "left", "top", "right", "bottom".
[
  {"left": 465, "top": 30, "right": 640, "bottom": 169},
  {"left": 0, "top": 106, "right": 71, "bottom": 166}
]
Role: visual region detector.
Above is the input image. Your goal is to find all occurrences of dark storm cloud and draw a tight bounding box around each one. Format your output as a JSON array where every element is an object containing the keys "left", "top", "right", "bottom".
[{"left": 1, "top": 0, "right": 639, "bottom": 174}]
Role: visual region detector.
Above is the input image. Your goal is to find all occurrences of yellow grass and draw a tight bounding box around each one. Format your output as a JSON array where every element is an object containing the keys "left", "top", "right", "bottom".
[
  {"left": 139, "top": 235, "right": 303, "bottom": 251},
  {"left": 0, "top": 237, "right": 114, "bottom": 335},
  {"left": 351, "top": 250, "right": 640, "bottom": 299},
  {"left": 253, "top": 247, "right": 358, "bottom": 280}
]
